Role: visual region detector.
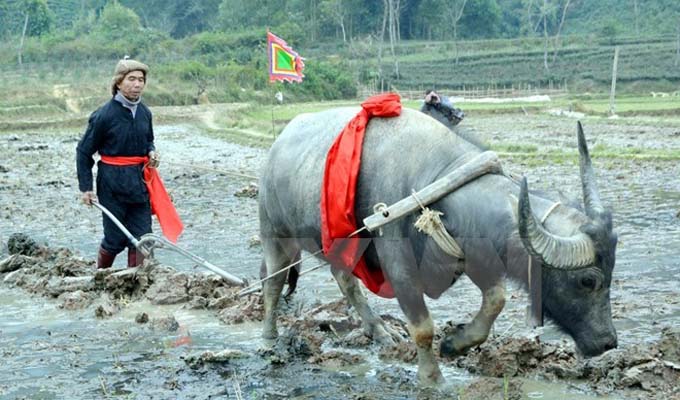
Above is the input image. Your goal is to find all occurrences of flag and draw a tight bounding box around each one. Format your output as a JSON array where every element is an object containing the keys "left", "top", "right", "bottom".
[{"left": 267, "top": 31, "right": 305, "bottom": 83}]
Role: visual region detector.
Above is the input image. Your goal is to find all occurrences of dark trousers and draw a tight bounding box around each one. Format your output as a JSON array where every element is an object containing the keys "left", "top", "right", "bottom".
[{"left": 99, "top": 191, "right": 152, "bottom": 255}]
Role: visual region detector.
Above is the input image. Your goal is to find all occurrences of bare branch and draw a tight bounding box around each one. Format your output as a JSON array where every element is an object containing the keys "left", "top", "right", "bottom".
[{"left": 552, "top": 0, "right": 572, "bottom": 64}]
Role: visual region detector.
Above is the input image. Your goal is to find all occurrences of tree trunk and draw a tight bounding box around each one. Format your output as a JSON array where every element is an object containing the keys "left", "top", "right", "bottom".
[
  {"left": 633, "top": 0, "right": 640, "bottom": 38},
  {"left": 310, "top": 0, "right": 317, "bottom": 42},
  {"left": 524, "top": 0, "right": 535, "bottom": 36},
  {"left": 395, "top": 0, "right": 401, "bottom": 43},
  {"left": 378, "top": 0, "right": 388, "bottom": 89},
  {"left": 453, "top": 25, "right": 459, "bottom": 65},
  {"left": 387, "top": 0, "right": 399, "bottom": 78},
  {"left": 333, "top": 0, "right": 346, "bottom": 43},
  {"left": 451, "top": 0, "right": 468, "bottom": 65},
  {"left": 542, "top": 1, "right": 549, "bottom": 71},
  {"left": 676, "top": 22, "right": 680, "bottom": 67},
  {"left": 17, "top": 12, "right": 29, "bottom": 66},
  {"left": 340, "top": 18, "right": 346, "bottom": 43},
  {"left": 552, "top": 0, "right": 571, "bottom": 64}
]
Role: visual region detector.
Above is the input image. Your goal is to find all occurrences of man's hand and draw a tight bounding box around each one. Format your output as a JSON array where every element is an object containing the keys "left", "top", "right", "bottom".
[
  {"left": 81, "top": 191, "right": 97, "bottom": 205},
  {"left": 148, "top": 151, "right": 160, "bottom": 168},
  {"left": 425, "top": 92, "right": 441, "bottom": 105}
]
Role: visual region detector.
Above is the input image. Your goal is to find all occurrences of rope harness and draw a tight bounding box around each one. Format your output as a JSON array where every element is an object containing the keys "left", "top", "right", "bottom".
[{"left": 411, "top": 190, "right": 465, "bottom": 259}]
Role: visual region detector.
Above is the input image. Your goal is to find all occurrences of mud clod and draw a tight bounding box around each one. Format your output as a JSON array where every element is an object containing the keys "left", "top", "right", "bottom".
[
  {"left": 460, "top": 377, "right": 523, "bottom": 400},
  {"left": 234, "top": 182, "right": 258, "bottom": 198},
  {"left": 7, "top": 233, "right": 42, "bottom": 256},
  {"left": 184, "top": 349, "right": 249, "bottom": 368},
  {"left": 136, "top": 312, "right": 149, "bottom": 324},
  {"left": 2, "top": 234, "right": 680, "bottom": 400}
]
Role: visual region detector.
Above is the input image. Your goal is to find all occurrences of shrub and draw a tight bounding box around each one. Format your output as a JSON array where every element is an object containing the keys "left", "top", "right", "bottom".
[{"left": 93, "top": 2, "right": 142, "bottom": 41}]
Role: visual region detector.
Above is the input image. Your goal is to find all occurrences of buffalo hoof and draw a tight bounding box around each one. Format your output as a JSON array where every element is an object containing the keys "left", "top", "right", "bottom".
[
  {"left": 417, "top": 364, "right": 444, "bottom": 386},
  {"left": 262, "top": 327, "right": 278, "bottom": 340},
  {"left": 439, "top": 324, "right": 472, "bottom": 358},
  {"left": 369, "top": 322, "right": 402, "bottom": 347}
]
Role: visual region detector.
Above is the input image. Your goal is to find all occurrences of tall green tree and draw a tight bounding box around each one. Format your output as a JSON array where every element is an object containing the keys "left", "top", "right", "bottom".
[
  {"left": 320, "top": 0, "right": 348, "bottom": 42},
  {"left": 459, "top": 0, "right": 501, "bottom": 38},
  {"left": 169, "top": 0, "right": 221, "bottom": 38},
  {"left": 217, "top": 0, "right": 288, "bottom": 31},
  {"left": 415, "top": 0, "right": 448, "bottom": 40},
  {"left": 94, "top": 1, "right": 141, "bottom": 40},
  {"left": 23, "top": 0, "right": 55, "bottom": 37},
  {"left": 0, "top": 1, "right": 16, "bottom": 39}
]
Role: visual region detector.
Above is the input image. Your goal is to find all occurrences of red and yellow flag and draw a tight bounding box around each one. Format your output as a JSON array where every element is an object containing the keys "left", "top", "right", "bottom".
[{"left": 267, "top": 31, "right": 305, "bottom": 83}]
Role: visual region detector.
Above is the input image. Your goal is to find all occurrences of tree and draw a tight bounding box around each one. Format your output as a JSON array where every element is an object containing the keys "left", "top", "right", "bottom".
[
  {"left": 307, "top": 0, "right": 319, "bottom": 42},
  {"left": 384, "top": 0, "right": 401, "bottom": 78},
  {"left": 444, "top": 0, "right": 468, "bottom": 64},
  {"left": 520, "top": 0, "right": 536, "bottom": 37},
  {"left": 530, "top": 0, "right": 573, "bottom": 71},
  {"left": 459, "top": 0, "right": 501, "bottom": 39},
  {"left": 632, "top": 0, "right": 640, "bottom": 38},
  {"left": 377, "top": 0, "right": 388, "bottom": 88},
  {"left": 16, "top": 0, "right": 54, "bottom": 65},
  {"left": 498, "top": 0, "right": 523, "bottom": 38},
  {"left": 540, "top": 0, "right": 553, "bottom": 71},
  {"left": 94, "top": 1, "right": 141, "bottom": 40},
  {"left": 415, "top": 0, "right": 446, "bottom": 40},
  {"left": 551, "top": 0, "right": 572, "bottom": 63},
  {"left": 23, "top": 0, "right": 54, "bottom": 37},
  {"left": 600, "top": 17, "right": 621, "bottom": 44},
  {"left": 676, "top": 21, "right": 680, "bottom": 67},
  {"left": 121, "top": 0, "right": 174, "bottom": 34},
  {"left": 169, "top": 0, "right": 221, "bottom": 38},
  {"left": 320, "top": 0, "right": 348, "bottom": 43}
]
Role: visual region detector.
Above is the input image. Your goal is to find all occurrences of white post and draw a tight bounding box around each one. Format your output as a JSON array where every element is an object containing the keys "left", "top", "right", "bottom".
[{"left": 609, "top": 46, "right": 620, "bottom": 116}]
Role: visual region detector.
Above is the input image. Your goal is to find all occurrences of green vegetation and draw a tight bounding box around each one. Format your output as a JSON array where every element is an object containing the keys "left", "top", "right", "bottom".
[
  {"left": 0, "top": 1, "right": 679, "bottom": 108},
  {"left": 500, "top": 145, "right": 680, "bottom": 164}
]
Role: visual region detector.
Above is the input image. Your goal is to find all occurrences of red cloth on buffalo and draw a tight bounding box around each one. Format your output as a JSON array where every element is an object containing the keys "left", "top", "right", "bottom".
[
  {"left": 100, "top": 155, "right": 183, "bottom": 243},
  {"left": 320, "top": 93, "right": 401, "bottom": 298}
]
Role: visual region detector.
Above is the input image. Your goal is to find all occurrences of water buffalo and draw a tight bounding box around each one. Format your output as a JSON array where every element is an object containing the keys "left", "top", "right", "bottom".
[{"left": 258, "top": 107, "right": 617, "bottom": 384}]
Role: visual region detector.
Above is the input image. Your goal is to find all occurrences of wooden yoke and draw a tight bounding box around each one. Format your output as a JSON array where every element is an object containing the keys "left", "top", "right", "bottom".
[{"left": 363, "top": 151, "right": 503, "bottom": 233}]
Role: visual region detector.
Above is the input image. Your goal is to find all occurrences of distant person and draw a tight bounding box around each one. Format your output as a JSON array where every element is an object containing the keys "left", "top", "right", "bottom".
[
  {"left": 423, "top": 89, "right": 450, "bottom": 107},
  {"left": 76, "top": 57, "right": 182, "bottom": 269},
  {"left": 420, "top": 89, "right": 465, "bottom": 128}
]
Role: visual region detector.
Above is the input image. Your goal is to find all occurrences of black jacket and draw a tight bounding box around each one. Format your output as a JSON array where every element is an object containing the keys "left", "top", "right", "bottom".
[{"left": 76, "top": 98, "right": 155, "bottom": 203}]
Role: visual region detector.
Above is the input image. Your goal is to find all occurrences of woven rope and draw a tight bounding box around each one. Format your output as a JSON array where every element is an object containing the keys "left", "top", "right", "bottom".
[{"left": 411, "top": 191, "right": 464, "bottom": 259}]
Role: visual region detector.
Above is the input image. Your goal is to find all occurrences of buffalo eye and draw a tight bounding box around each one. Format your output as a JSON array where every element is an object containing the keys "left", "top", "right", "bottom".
[{"left": 580, "top": 276, "right": 597, "bottom": 290}]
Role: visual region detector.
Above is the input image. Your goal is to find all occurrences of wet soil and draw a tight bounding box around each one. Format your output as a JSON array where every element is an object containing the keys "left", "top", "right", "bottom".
[{"left": 1, "top": 111, "right": 679, "bottom": 399}]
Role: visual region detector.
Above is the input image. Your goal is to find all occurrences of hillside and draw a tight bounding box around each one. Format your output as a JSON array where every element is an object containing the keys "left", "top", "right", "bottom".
[
  {"left": 0, "top": 0, "right": 679, "bottom": 106},
  {"left": 376, "top": 36, "right": 680, "bottom": 93}
]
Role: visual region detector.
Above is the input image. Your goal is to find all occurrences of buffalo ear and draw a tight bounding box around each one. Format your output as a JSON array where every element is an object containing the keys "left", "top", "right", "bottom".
[{"left": 558, "top": 190, "right": 582, "bottom": 211}]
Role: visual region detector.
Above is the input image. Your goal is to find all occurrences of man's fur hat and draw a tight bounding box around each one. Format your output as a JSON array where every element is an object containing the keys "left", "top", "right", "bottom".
[{"left": 111, "top": 57, "right": 149, "bottom": 95}]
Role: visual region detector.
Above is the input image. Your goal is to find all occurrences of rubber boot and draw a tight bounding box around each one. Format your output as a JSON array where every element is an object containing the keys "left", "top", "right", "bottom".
[
  {"left": 97, "top": 247, "right": 116, "bottom": 269},
  {"left": 127, "top": 248, "right": 144, "bottom": 268}
]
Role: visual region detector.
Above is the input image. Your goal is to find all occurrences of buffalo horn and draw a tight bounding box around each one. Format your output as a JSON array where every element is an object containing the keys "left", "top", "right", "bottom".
[
  {"left": 577, "top": 122, "right": 605, "bottom": 219},
  {"left": 518, "top": 178, "right": 596, "bottom": 269}
]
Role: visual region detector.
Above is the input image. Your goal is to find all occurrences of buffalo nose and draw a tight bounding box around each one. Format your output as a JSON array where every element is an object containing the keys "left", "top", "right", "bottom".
[{"left": 604, "top": 338, "right": 618, "bottom": 351}]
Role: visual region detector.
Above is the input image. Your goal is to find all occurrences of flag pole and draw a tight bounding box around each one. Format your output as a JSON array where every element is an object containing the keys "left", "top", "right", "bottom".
[
  {"left": 267, "top": 27, "right": 275, "bottom": 139},
  {"left": 271, "top": 84, "right": 276, "bottom": 139},
  {"left": 266, "top": 29, "right": 303, "bottom": 140}
]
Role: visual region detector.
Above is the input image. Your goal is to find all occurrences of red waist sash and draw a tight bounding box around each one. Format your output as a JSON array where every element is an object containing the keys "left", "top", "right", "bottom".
[
  {"left": 320, "top": 93, "right": 402, "bottom": 298},
  {"left": 100, "top": 155, "right": 183, "bottom": 243}
]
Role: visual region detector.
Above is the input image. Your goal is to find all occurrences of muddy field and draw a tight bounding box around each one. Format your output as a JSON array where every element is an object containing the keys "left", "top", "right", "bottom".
[{"left": 1, "top": 110, "right": 679, "bottom": 399}]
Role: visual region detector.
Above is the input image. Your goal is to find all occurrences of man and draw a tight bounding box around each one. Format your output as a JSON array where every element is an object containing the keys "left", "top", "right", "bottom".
[
  {"left": 420, "top": 89, "right": 465, "bottom": 128},
  {"left": 77, "top": 57, "right": 181, "bottom": 269}
]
